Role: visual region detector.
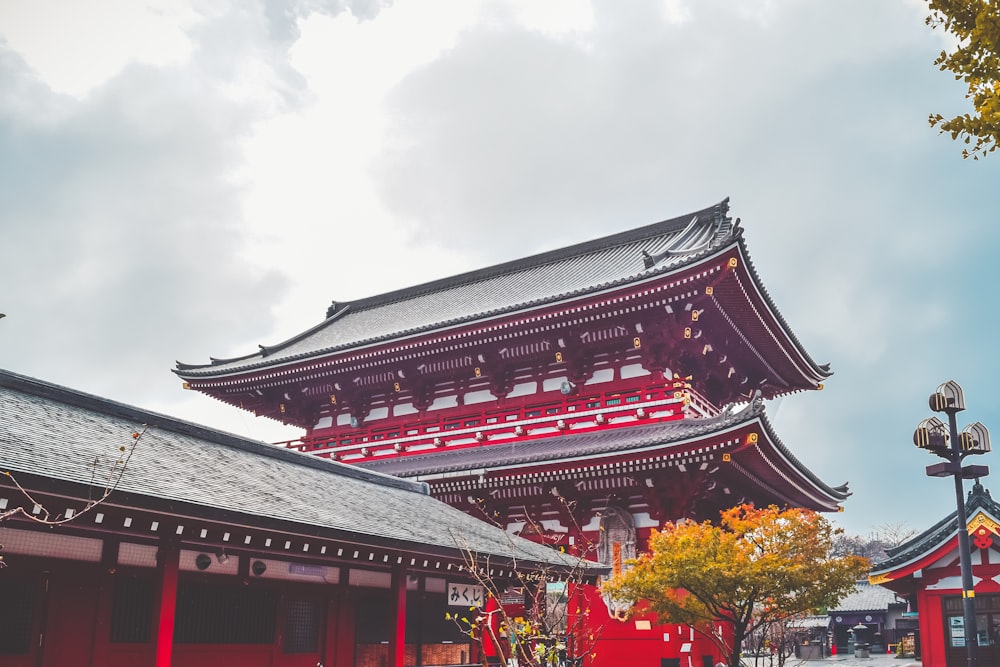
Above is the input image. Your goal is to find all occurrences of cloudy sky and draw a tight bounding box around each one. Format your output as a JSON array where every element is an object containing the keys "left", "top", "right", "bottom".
[{"left": 2, "top": 0, "right": 998, "bottom": 539}]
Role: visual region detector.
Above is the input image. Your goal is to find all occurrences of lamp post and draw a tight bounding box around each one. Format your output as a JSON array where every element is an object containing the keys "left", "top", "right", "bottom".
[{"left": 913, "top": 380, "right": 991, "bottom": 667}]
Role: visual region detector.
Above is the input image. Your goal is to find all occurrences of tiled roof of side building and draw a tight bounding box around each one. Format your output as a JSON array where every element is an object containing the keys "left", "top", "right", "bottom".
[
  {"left": 176, "top": 199, "right": 827, "bottom": 381},
  {"left": 871, "top": 481, "right": 999, "bottom": 576},
  {"left": 0, "top": 369, "right": 586, "bottom": 568},
  {"left": 356, "top": 400, "right": 851, "bottom": 507},
  {"left": 830, "top": 581, "right": 903, "bottom": 613}
]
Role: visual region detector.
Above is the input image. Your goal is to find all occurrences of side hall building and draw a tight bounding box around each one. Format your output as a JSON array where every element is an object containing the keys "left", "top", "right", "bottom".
[
  {"left": 0, "top": 369, "right": 592, "bottom": 667},
  {"left": 177, "top": 199, "right": 852, "bottom": 667},
  {"left": 871, "top": 481, "right": 1000, "bottom": 667}
]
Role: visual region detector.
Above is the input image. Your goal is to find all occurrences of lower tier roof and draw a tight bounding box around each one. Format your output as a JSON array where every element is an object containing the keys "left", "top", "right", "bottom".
[{"left": 357, "top": 397, "right": 850, "bottom": 513}]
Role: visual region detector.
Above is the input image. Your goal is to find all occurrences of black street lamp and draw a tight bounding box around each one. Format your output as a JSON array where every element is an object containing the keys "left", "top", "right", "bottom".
[{"left": 913, "top": 380, "right": 991, "bottom": 667}]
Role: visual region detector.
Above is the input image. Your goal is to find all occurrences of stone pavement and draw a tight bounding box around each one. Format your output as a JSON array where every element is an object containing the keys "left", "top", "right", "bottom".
[
  {"left": 741, "top": 654, "right": 919, "bottom": 667},
  {"left": 795, "top": 654, "right": 917, "bottom": 666}
]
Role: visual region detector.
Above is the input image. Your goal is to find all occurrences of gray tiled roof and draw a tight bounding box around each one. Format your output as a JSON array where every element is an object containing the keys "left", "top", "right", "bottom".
[
  {"left": 0, "top": 369, "right": 584, "bottom": 567},
  {"left": 358, "top": 411, "right": 748, "bottom": 478},
  {"left": 176, "top": 200, "right": 738, "bottom": 376},
  {"left": 357, "top": 400, "right": 851, "bottom": 505},
  {"left": 787, "top": 615, "right": 830, "bottom": 629},
  {"left": 871, "top": 481, "right": 998, "bottom": 576},
  {"left": 830, "top": 582, "right": 901, "bottom": 613}
]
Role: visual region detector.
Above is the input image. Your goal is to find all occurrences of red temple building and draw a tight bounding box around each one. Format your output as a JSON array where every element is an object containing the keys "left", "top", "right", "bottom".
[{"left": 176, "top": 199, "right": 851, "bottom": 667}]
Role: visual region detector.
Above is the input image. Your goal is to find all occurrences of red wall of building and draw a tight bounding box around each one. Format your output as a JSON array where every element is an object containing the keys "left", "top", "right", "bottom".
[
  {"left": 917, "top": 587, "right": 945, "bottom": 667},
  {"left": 578, "top": 585, "right": 725, "bottom": 667},
  {"left": 909, "top": 552, "right": 1000, "bottom": 667},
  {"left": 0, "top": 556, "right": 473, "bottom": 667},
  {"left": 42, "top": 569, "right": 100, "bottom": 667}
]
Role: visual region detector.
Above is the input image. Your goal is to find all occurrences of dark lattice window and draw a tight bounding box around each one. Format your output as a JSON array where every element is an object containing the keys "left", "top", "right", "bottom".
[
  {"left": 0, "top": 579, "right": 34, "bottom": 654},
  {"left": 356, "top": 590, "right": 391, "bottom": 643},
  {"left": 402, "top": 590, "right": 467, "bottom": 644},
  {"left": 283, "top": 598, "right": 321, "bottom": 653},
  {"left": 174, "top": 582, "right": 277, "bottom": 644},
  {"left": 111, "top": 576, "right": 154, "bottom": 643}
]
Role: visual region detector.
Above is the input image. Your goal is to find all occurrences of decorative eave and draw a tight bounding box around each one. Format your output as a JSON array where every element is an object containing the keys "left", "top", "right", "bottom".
[
  {"left": 727, "top": 234, "right": 832, "bottom": 386},
  {"left": 357, "top": 397, "right": 850, "bottom": 512},
  {"left": 869, "top": 481, "right": 1000, "bottom": 586}
]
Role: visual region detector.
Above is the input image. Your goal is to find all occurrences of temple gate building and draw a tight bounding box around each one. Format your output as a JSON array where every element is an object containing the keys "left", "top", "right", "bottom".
[{"left": 176, "top": 199, "right": 851, "bottom": 667}]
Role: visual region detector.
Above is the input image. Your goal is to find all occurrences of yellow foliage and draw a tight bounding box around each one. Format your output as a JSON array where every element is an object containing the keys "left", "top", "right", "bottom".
[
  {"left": 602, "top": 504, "right": 869, "bottom": 667},
  {"left": 927, "top": 0, "right": 1000, "bottom": 158}
]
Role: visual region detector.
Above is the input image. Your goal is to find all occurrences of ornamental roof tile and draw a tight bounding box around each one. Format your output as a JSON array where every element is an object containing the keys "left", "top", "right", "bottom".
[
  {"left": 355, "top": 399, "right": 850, "bottom": 508},
  {"left": 177, "top": 199, "right": 826, "bottom": 381},
  {"left": 0, "top": 369, "right": 582, "bottom": 567}
]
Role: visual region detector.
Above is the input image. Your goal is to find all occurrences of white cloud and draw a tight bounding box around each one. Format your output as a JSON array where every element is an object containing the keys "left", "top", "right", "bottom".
[
  {"left": 0, "top": 0, "right": 199, "bottom": 97},
  {"left": 1, "top": 0, "right": 999, "bottom": 540}
]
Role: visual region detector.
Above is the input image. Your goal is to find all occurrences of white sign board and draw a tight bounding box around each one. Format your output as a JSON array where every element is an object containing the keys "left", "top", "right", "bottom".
[{"left": 448, "top": 582, "right": 485, "bottom": 608}]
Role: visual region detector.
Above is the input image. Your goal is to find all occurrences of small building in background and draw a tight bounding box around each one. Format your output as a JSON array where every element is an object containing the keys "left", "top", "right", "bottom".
[{"left": 827, "top": 581, "right": 907, "bottom": 655}]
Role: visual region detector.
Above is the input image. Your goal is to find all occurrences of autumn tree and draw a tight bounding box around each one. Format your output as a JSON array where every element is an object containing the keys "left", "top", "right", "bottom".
[
  {"left": 926, "top": 0, "right": 1000, "bottom": 158},
  {"left": 602, "top": 504, "right": 869, "bottom": 667}
]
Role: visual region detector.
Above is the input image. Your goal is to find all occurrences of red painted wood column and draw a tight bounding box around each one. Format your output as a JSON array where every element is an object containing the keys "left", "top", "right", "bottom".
[
  {"left": 390, "top": 566, "right": 407, "bottom": 667},
  {"left": 91, "top": 540, "right": 120, "bottom": 667},
  {"left": 335, "top": 583, "right": 356, "bottom": 667},
  {"left": 155, "top": 542, "right": 180, "bottom": 667}
]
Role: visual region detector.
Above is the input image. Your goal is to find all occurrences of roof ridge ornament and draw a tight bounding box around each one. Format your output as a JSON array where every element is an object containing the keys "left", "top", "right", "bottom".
[
  {"left": 641, "top": 215, "right": 714, "bottom": 268},
  {"left": 722, "top": 390, "right": 765, "bottom": 419}
]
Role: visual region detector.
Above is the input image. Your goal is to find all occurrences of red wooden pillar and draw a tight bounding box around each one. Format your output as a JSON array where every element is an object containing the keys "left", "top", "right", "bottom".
[
  {"left": 566, "top": 581, "right": 579, "bottom": 666},
  {"left": 90, "top": 540, "right": 118, "bottom": 667},
  {"left": 390, "top": 567, "right": 407, "bottom": 667},
  {"left": 90, "top": 570, "right": 116, "bottom": 667},
  {"left": 155, "top": 542, "right": 180, "bottom": 667},
  {"left": 335, "top": 584, "right": 356, "bottom": 667}
]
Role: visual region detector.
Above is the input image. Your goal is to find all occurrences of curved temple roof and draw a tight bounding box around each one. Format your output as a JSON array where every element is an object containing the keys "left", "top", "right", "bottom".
[
  {"left": 870, "top": 481, "right": 999, "bottom": 585},
  {"left": 356, "top": 398, "right": 851, "bottom": 513},
  {"left": 175, "top": 199, "right": 830, "bottom": 384}
]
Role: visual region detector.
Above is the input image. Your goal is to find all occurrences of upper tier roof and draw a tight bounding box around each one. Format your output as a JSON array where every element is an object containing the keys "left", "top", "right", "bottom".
[
  {"left": 175, "top": 198, "right": 828, "bottom": 382},
  {"left": 0, "top": 368, "right": 583, "bottom": 567}
]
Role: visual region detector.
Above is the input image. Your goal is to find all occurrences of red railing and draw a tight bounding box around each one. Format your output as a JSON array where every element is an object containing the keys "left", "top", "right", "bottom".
[{"left": 278, "top": 379, "right": 710, "bottom": 463}]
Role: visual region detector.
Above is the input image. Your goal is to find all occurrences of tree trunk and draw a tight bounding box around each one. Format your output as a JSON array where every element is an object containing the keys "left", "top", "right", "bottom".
[{"left": 729, "top": 626, "right": 746, "bottom": 667}]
